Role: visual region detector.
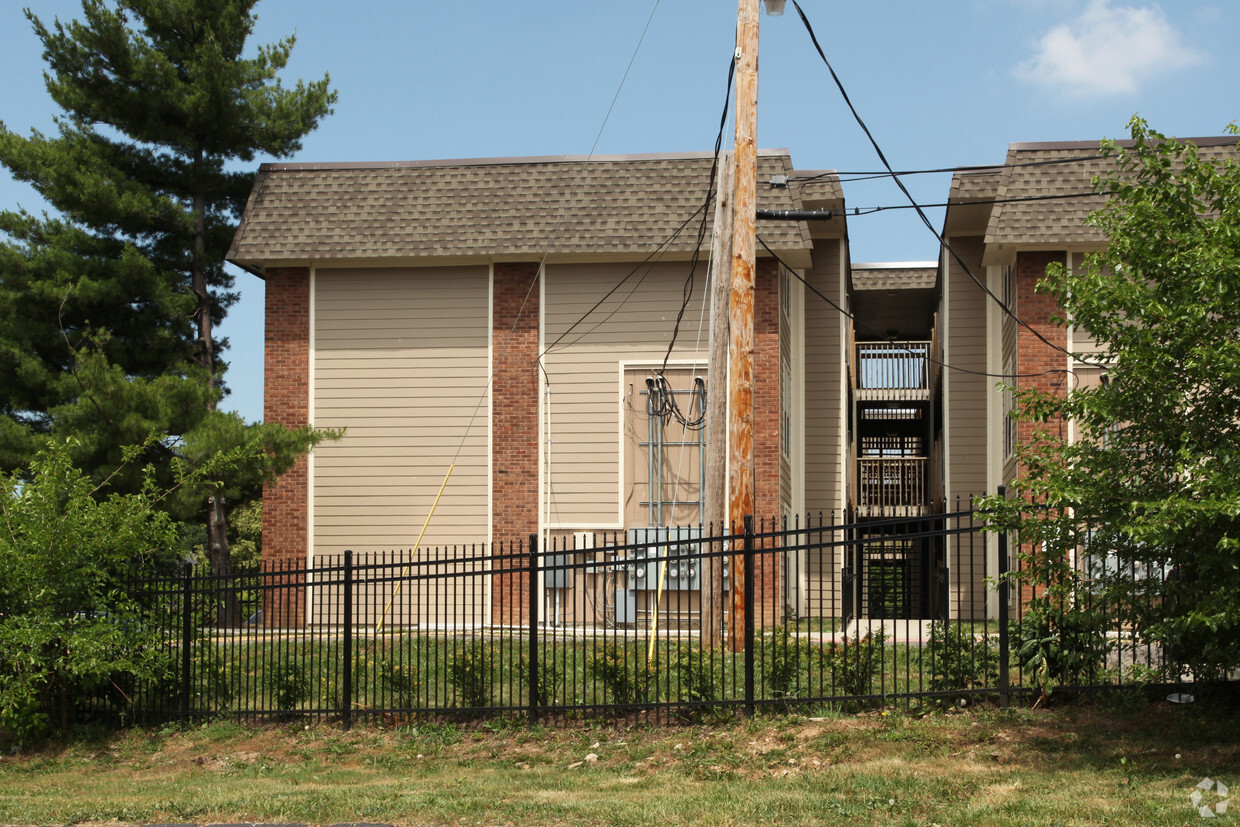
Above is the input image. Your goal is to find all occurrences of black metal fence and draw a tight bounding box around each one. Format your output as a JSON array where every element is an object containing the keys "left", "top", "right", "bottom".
[{"left": 107, "top": 506, "right": 1195, "bottom": 729}]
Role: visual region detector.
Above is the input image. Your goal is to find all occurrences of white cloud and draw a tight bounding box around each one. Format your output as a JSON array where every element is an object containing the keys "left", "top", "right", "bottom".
[{"left": 1015, "top": 0, "right": 1202, "bottom": 96}]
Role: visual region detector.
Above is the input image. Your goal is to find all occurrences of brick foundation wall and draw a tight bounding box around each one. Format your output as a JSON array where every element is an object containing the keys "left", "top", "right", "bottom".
[
  {"left": 752, "top": 257, "right": 783, "bottom": 625},
  {"left": 262, "top": 267, "right": 311, "bottom": 627},
  {"left": 491, "top": 262, "right": 541, "bottom": 625},
  {"left": 1014, "top": 251, "right": 1069, "bottom": 608}
]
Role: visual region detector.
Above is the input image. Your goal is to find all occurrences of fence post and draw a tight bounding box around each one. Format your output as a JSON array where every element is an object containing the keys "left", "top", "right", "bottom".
[
  {"left": 528, "top": 533, "right": 540, "bottom": 726},
  {"left": 996, "top": 486, "right": 1010, "bottom": 708},
  {"left": 342, "top": 550, "right": 353, "bottom": 731},
  {"left": 743, "top": 515, "right": 755, "bottom": 719},
  {"left": 180, "top": 560, "right": 193, "bottom": 730}
]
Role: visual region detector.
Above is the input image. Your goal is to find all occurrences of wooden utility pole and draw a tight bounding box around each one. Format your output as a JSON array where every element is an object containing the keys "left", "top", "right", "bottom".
[
  {"left": 727, "top": 0, "right": 759, "bottom": 652},
  {"left": 703, "top": 152, "right": 734, "bottom": 649}
]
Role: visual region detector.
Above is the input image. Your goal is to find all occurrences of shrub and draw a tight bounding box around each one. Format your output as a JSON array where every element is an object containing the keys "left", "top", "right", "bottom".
[
  {"left": 925, "top": 621, "right": 999, "bottom": 697},
  {"left": 0, "top": 443, "right": 180, "bottom": 743},
  {"left": 673, "top": 644, "right": 720, "bottom": 706},
  {"left": 379, "top": 657, "right": 421, "bottom": 709},
  {"left": 823, "top": 632, "right": 887, "bottom": 700},
  {"left": 589, "top": 643, "right": 650, "bottom": 705},
  {"left": 266, "top": 660, "right": 309, "bottom": 712},
  {"left": 1010, "top": 606, "right": 1108, "bottom": 700},
  {"left": 760, "top": 627, "right": 817, "bottom": 699},
  {"left": 517, "top": 654, "right": 563, "bottom": 707},
  {"left": 450, "top": 641, "right": 492, "bottom": 709}
]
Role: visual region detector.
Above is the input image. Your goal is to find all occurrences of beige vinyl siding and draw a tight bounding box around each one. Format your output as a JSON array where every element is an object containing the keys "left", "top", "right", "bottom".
[
  {"left": 1068, "top": 252, "right": 1106, "bottom": 359},
  {"left": 945, "top": 236, "right": 989, "bottom": 505},
  {"left": 802, "top": 240, "right": 844, "bottom": 612},
  {"left": 312, "top": 266, "right": 490, "bottom": 557},
  {"left": 945, "top": 237, "right": 989, "bottom": 619},
  {"left": 543, "top": 262, "right": 708, "bottom": 528},
  {"left": 803, "top": 240, "right": 845, "bottom": 516}
]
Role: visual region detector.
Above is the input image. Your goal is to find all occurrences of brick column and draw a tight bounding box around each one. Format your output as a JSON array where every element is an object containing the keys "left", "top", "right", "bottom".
[
  {"left": 491, "top": 263, "right": 541, "bottom": 625},
  {"left": 752, "top": 257, "right": 784, "bottom": 626},
  {"left": 262, "top": 267, "right": 311, "bottom": 627},
  {"left": 1014, "top": 251, "right": 1069, "bottom": 608}
]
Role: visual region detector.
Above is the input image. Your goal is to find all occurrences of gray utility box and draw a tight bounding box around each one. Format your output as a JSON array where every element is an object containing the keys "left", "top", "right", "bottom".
[{"left": 543, "top": 552, "right": 572, "bottom": 589}]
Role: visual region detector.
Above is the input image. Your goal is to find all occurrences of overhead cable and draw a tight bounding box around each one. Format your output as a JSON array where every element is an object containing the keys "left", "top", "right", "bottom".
[
  {"left": 789, "top": 0, "right": 1107, "bottom": 371},
  {"left": 756, "top": 234, "right": 1082, "bottom": 382}
]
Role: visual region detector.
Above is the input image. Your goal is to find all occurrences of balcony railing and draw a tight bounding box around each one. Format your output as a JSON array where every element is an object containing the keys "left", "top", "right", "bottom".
[
  {"left": 855, "top": 341, "right": 931, "bottom": 400},
  {"left": 856, "top": 457, "right": 929, "bottom": 515}
]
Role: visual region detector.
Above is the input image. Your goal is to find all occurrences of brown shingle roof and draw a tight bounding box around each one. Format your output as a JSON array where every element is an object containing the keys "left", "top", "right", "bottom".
[
  {"left": 789, "top": 171, "right": 843, "bottom": 207},
  {"left": 851, "top": 263, "right": 937, "bottom": 292},
  {"left": 228, "top": 150, "right": 826, "bottom": 268},
  {"left": 983, "top": 137, "right": 1238, "bottom": 248}
]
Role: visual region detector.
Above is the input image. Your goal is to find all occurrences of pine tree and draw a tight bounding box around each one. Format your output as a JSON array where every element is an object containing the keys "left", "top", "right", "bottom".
[{"left": 0, "top": 0, "right": 336, "bottom": 598}]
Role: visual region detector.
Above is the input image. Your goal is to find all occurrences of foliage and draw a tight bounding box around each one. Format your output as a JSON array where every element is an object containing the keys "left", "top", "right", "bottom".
[
  {"left": 589, "top": 643, "right": 651, "bottom": 705},
  {"left": 224, "top": 498, "right": 263, "bottom": 569},
  {"left": 193, "top": 648, "right": 235, "bottom": 712},
  {"left": 924, "top": 622, "right": 999, "bottom": 697},
  {"left": 0, "top": 441, "right": 179, "bottom": 743},
  {"left": 266, "top": 660, "right": 308, "bottom": 712},
  {"left": 980, "top": 118, "right": 1240, "bottom": 680},
  {"left": 0, "top": 0, "right": 337, "bottom": 573},
  {"left": 450, "top": 642, "right": 492, "bottom": 710},
  {"left": 517, "top": 654, "right": 563, "bottom": 707},
  {"left": 822, "top": 633, "right": 887, "bottom": 700},
  {"left": 673, "top": 644, "right": 719, "bottom": 706},
  {"left": 378, "top": 657, "right": 420, "bottom": 710},
  {"left": 760, "top": 627, "right": 816, "bottom": 699},
  {"left": 1009, "top": 605, "right": 1108, "bottom": 701}
]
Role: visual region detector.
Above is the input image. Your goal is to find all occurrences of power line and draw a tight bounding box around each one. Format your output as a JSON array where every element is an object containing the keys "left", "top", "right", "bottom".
[
  {"left": 756, "top": 234, "right": 1081, "bottom": 382},
  {"left": 661, "top": 53, "right": 736, "bottom": 374},
  {"left": 447, "top": 0, "right": 665, "bottom": 486},
  {"left": 789, "top": 0, "right": 1107, "bottom": 372},
  {"left": 794, "top": 153, "right": 1112, "bottom": 184},
  {"left": 845, "top": 190, "right": 1103, "bottom": 217},
  {"left": 539, "top": 204, "right": 708, "bottom": 356}
]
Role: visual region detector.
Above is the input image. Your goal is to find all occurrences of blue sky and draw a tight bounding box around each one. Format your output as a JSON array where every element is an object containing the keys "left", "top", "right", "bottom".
[{"left": 3, "top": 0, "right": 1237, "bottom": 424}]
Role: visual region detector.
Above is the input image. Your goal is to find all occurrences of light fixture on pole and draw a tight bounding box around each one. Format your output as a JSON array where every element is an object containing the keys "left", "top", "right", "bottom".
[{"left": 764, "top": 0, "right": 786, "bottom": 15}]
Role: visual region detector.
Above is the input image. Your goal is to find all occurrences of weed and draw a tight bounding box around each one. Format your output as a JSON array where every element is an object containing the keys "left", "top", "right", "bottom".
[
  {"left": 821, "top": 632, "right": 887, "bottom": 704},
  {"left": 1009, "top": 606, "right": 1108, "bottom": 702}
]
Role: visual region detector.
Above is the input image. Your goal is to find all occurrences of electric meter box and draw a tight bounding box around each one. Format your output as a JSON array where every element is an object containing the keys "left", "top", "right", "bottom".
[{"left": 625, "top": 527, "right": 702, "bottom": 591}]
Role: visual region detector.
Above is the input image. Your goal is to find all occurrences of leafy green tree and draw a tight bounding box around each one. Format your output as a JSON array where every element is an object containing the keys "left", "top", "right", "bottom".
[
  {"left": 0, "top": 439, "right": 180, "bottom": 742},
  {"left": 983, "top": 119, "right": 1240, "bottom": 681},
  {"left": 0, "top": 0, "right": 337, "bottom": 579}
]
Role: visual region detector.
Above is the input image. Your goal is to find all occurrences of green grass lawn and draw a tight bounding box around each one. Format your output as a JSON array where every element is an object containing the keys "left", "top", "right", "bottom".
[{"left": 2, "top": 696, "right": 1236, "bottom": 826}]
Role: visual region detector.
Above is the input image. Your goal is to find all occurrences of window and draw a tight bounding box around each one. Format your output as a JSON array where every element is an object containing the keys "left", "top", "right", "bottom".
[{"left": 1002, "top": 264, "right": 1016, "bottom": 313}]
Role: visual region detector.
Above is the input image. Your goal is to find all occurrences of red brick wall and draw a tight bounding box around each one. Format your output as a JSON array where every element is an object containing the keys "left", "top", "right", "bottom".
[
  {"left": 491, "top": 262, "right": 541, "bottom": 624},
  {"left": 752, "top": 257, "right": 783, "bottom": 624},
  {"left": 1014, "top": 251, "right": 1069, "bottom": 607},
  {"left": 262, "top": 267, "right": 311, "bottom": 626}
]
